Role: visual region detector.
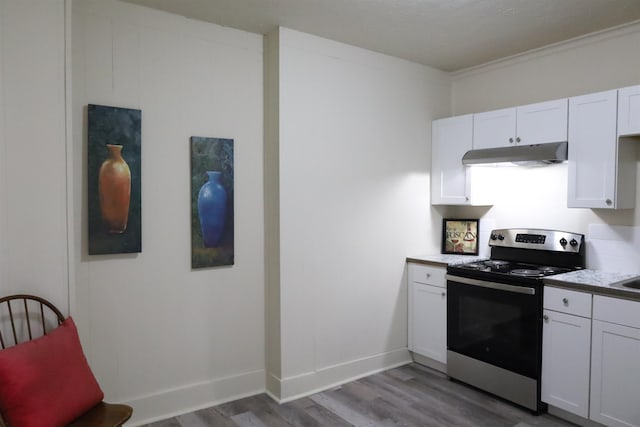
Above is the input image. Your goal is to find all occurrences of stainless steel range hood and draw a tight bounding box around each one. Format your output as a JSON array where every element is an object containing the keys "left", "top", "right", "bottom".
[{"left": 462, "top": 141, "right": 568, "bottom": 166}]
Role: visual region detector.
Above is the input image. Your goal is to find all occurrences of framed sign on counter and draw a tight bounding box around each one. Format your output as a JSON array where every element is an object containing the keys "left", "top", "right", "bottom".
[{"left": 442, "top": 218, "right": 479, "bottom": 255}]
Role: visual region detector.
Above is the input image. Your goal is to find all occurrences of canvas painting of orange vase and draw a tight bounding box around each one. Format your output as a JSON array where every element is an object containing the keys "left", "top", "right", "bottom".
[{"left": 88, "top": 104, "right": 141, "bottom": 255}]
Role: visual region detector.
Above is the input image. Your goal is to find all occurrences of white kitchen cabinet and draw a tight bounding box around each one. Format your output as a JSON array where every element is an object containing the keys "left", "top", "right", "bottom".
[
  {"left": 408, "top": 263, "right": 446, "bottom": 366},
  {"left": 431, "top": 115, "right": 472, "bottom": 205},
  {"left": 541, "top": 287, "right": 592, "bottom": 418},
  {"left": 472, "top": 107, "right": 516, "bottom": 150},
  {"left": 618, "top": 84, "right": 640, "bottom": 136},
  {"left": 472, "top": 99, "right": 567, "bottom": 150},
  {"left": 567, "top": 89, "right": 635, "bottom": 209},
  {"left": 590, "top": 296, "right": 640, "bottom": 427},
  {"left": 516, "top": 99, "right": 568, "bottom": 145},
  {"left": 431, "top": 115, "right": 493, "bottom": 206}
]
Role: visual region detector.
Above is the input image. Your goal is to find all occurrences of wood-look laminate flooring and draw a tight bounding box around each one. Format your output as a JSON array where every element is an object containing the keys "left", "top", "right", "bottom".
[{"left": 143, "top": 363, "right": 575, "bottom": 427}]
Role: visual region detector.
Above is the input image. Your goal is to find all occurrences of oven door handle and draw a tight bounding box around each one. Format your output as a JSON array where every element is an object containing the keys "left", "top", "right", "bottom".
[{"left": 445, "top": 274, "right": 536, "bottom": 295}]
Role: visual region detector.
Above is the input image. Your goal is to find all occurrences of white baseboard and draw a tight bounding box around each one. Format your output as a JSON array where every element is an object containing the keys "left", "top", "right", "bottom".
[
  {"left": 268, "top": 348, "right": 411, "bottom": 403},
  {"left": 266, "top": 371, "right": 281, "bottom": 399},
  {"left": 411, "top": 352, "right": 446, "bottom": 373},
  {"left": 123, "top": 369, "right": 265, "bottom": 426},
  {"left": 126, "top": 349, "right": 411, "bottom": 424},
  {"left": 548, "top": 405, "right": 607, "bottom": 427}
]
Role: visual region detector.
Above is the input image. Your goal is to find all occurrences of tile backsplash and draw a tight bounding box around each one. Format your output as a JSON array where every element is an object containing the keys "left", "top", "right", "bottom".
[
  {"left": 477, "top": 218, "right": 496, "bottom": 258},
  {"left": 587, "top": 224, "right": 640, "bottom": 274}
]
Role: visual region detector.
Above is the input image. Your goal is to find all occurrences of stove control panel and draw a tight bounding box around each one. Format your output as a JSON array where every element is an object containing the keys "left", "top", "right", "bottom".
[
  {"left": 515, "top": 234, "right": 546, "bottom": 244},
  {"left": 489, "top": 228, "right": 584, "bottom": 253}
]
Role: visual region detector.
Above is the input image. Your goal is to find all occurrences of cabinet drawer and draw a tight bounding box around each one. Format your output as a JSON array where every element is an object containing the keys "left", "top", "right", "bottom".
[
  {"left": 544, "top": 287, "right": 592, "bottom": 317},
  {"left": 409, "top": 263, "right": 446, "bottom": 288},
  {"left": 593, "top": 295, "right": 640, "bottom": 329}
]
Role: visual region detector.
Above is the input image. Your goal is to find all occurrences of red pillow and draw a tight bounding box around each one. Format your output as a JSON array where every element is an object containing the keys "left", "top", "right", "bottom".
[{"left": 0, "top": 317, "right": 104, "bottom": 427}]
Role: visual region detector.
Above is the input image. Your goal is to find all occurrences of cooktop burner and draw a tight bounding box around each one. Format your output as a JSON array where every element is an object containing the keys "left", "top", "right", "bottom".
[
  {"left": 461, "top": 262, "right": 486, "bottom": 270},
  {"left": 538, "top": 266, "right": 565, "bottom": 273},
  {"left": 455, "top": 260, "right": 573, "bottom": 278},
  {"left": 511, "top": 268, "right": 546, "bottom": 277},
  {"left": 484, "top": 260, "right": 510, "bottom": 268}
]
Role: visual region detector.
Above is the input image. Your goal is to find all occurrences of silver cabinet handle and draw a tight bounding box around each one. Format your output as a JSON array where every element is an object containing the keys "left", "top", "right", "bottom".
[
  {"left": 606, "top": 199, "right": 612, "bottom": 206},
  {"left": 509, "top": 137, "right": 514, "bottom": 143},
  {"left": 543, "top": 315, "right": 549, "bottom": 321},
  {"left": 515, "top": 137, "right": 521, "bottom": 143},
  {"left": 562, "top": 297, "right": 569, "bottom": 305},
  {"left": 426, "top": 273, "right": 431, "bottom": 278},
  {"left": 441, "top": 292, "right": 446, "bottom": 297}
]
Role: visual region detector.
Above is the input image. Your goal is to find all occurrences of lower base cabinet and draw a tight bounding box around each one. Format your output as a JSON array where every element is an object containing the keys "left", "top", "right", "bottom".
[
  {"left": 408, "top": 263, "right": 446, "bottom": 366},
  {"left": 542, "top": 291, "right": 640, "bottom": 427},
  {"left": 409, "top": 282, "right": 446, "bottom": 363},
  {"left": 590, "top": 296, "right": 640, "bottom": 427},
  {"left": 541, "top": 309, "right": 591, "bottom": 418}
]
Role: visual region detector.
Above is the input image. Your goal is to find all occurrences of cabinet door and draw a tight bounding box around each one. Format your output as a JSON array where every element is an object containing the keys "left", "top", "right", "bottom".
[
  {"left": 516, "top": 99, "right": 568, "bottom": 145},
  {"left": 567, "top": 90, "right": 618, "bottom": 208},
  {"left": 409, "top": 282, "right": 446, "bottom": 363},
  {"left": 541, "top": 310, "right": 591, "bottom": 418},
  {"left": 618, "top": 85, "right": 640, "bottom": 136},
  {"left": 431, "top": 115, "right": 472, "bottom": 205},
  {"left": 472, "top": 107, "right": 516, "bottom": 150},
  {"left": 590, "top": 320, "right": 640, "bottom": 427}
]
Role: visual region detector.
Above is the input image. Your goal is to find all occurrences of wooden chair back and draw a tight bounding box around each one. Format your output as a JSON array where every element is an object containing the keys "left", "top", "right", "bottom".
[
  {"left": 0, "top": 294, "right": 133, "bottom": 426},
  {"left": 0, "top": 294, "right": 65, "bottom": 349}
]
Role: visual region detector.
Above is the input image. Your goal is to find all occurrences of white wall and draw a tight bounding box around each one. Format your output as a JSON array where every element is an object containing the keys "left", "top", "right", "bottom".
[
  {"left": 263, "top": 28, "right": 282, "bottom": 396},
  {"left": 451, "top": 23, "right": 640, "bottom": 273},
  {"left": 70, "top": 1, "right": 265, "bottom": 424},
  {"left": 267, "top": 28, "right": 452, "bottom": 400},
  {"left": 0, "top": 1, "right": 68, "bottom": 311},
  {"left": 15, "top": 1, "right": 640, "bottom": 424},
  {"left": 3, "top": 0, "right": 451, "bottom": 421}
]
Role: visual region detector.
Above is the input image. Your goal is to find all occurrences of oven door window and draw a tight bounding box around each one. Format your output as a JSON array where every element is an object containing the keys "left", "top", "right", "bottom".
[{"left": 447, "top": 280, "right": 540, "bottom": 379}]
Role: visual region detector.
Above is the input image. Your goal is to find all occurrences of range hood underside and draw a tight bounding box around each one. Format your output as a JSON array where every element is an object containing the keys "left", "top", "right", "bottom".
[{"left": 462, "top": 141, "right": 568, "bottom": 166}]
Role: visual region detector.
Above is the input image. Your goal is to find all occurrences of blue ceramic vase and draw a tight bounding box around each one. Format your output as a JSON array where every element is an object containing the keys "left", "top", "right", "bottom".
[{"left": 198, "top": 171, "right": 227, "bottom": 247}]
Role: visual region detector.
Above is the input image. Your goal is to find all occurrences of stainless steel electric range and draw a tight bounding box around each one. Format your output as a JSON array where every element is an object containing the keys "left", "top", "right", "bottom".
[{"left": 445, "top": 228, "right": 585, "bottom": 413}]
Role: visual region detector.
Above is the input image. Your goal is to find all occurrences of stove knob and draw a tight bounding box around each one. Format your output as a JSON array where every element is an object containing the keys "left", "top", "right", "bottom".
[
  {"left": 559, "top": 238, "right": 567, "bottom": 246},
  {"left": 570, "top": 239, "right": 578, "bottom": 247},
  {"left": 497, "top": 234, "right": 505, "bottom": 241},
  {"left": 490, "top": 233, "right": 498, "bottom": 241}
]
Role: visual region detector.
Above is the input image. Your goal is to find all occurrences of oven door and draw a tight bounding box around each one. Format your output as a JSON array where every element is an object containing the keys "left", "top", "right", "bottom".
[{"left": 446, "top": 274, "right": 542, "bottom": 379}]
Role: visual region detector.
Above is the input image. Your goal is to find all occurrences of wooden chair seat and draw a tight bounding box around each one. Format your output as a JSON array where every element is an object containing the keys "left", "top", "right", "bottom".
[
  {"left": 0, "top": 294, "right": 133, "bottom": 426},
  {"left": 69, "top": 402, "right": 133, "bottom": 427}
]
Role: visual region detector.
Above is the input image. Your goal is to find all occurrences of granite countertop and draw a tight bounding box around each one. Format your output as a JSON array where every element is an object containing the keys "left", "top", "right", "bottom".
[
  {"left": 406, "top": 255, "right": 640, "bottom": 301},
  {"left": 544, "top": 269, "right": 640, "bottom": 301},
  {"left": 406, "top": 254, "right": 486, "bottom": 267}
]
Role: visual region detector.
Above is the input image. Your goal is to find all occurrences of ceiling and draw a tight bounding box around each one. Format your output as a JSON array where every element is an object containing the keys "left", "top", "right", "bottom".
[{"left": 121, "top": 0, "right": 640, "bottom": 72}]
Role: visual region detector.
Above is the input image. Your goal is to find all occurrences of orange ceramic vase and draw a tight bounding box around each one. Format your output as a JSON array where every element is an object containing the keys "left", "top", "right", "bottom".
[{"left": 98, "top": 144, "right": 131, "bottom": 234}]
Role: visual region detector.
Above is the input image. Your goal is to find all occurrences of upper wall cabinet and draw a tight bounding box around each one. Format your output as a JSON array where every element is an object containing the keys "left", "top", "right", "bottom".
[
  {"left": 432, "top": 115, "right": 472, "bottom": 205},
  {"left": 432, "top": 84, "right": 638, "bottom": 209},
  {"left": 567, "top": 89, "right": 636, "bottom": 209},
  {"left": 432, "top": 115, "right": 493, "bottom": 206},
  {"left": 618, "top": 85, "right": 640, "bottom": 136},
  {"left": 472, "top": 107, "right": 516, "bottom": 150},
  {"left": 473, "top": 99, "right": 568, "bottom": 150},
  {"left": 517, "top": 99, "right": 569, "bottom": 145}
]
